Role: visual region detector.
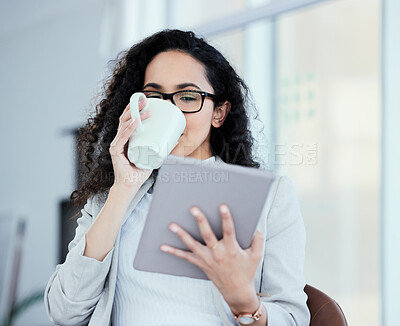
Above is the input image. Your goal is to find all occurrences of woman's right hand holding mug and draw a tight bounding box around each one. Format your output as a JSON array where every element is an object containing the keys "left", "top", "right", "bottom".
[
  {"left": 109, "top": 98, "right": 153, "bottom": 195},
  {"left": 83, "top": 99, "right": 152, "bottom": 261}
]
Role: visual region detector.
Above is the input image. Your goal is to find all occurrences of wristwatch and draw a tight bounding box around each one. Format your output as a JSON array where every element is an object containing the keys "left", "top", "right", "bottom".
[{"left": 232, "top": 297, "right": 262, "bottom": 325}]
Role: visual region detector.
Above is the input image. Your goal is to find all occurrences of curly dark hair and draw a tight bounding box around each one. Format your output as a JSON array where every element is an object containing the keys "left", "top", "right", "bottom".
[{"left": 71, "top": 29, "right": 264, "bottom": 208}]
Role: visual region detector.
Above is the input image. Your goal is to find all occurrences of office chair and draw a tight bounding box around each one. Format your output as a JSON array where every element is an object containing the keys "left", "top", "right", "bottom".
[{"left": 305, "top": 284, "right": 348, "bottom": 326}]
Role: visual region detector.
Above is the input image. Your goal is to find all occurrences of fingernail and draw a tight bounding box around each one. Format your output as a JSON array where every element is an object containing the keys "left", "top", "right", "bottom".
[
  {"left": 220, "top": 205, "right": 228, "bottom": 213},
  {"left": 191, "top": 207, "right": 199, "bottom": 216},
  {"left": 169, "top": 224, "right": 178, "bottom": 232},
  {"left": 160, "top": 245, "right": 169, "bottom": 252}
]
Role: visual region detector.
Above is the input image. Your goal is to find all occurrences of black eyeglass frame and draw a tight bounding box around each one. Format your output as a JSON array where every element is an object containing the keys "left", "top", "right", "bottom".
[{"left": 141, "top": 90, "right": 222, "bottom": 113}]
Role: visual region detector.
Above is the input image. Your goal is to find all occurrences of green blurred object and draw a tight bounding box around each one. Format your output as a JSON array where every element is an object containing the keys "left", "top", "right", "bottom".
[{"left": 0, "top": 290, "right": 44, "bottom": 326}]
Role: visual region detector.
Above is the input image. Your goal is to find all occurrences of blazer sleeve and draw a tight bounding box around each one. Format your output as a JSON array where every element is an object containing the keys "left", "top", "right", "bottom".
[
  {"left": 44, "top": 195, "right": 115, "bottom": 326},
  {"left": 259, "top": 175, "right": 310, "bottom": 326}
]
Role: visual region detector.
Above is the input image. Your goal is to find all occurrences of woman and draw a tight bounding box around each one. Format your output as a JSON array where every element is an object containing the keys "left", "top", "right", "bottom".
[{"left": 45, "top": 29, "right": 310, "bottom": 326}]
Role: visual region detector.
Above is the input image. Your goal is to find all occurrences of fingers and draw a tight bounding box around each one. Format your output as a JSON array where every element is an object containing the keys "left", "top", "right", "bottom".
[
  {"left": 220, "top": 204, "right": 237, "bottom": 248},
  {"left": 163, "top": 214, "right": 264, "bottom": 277},
  {"left": 246, "top": 230, "right": 264, "bottom": 261},
  {"left": 120, "top": 98, "right": 147, "bottom": 123},
  {"left": 160, "top": 245, "right": 204, "bottom": 269},
  {"left": 138, "top": 97, "right": 147, "bottom": 111},
  {"left": 190, "top": 207, "right": 219, "bottom": 247},
  {"left": 119, "top": 103, "right": 131, "bottom": 124},
  {"left": 118, "top": 110, "right": 151, "bottom": 133},
  {"left": 110, "top": 108, "right": 151, "bottom": 156},
  {"left": 117, "top": 99, "right": 150, "bottom": 133},
  {"left": 167, "top": 223, "right": 207, "bottom": 256},
  {"left": 118, "top": 116, "right": 138, "bottom": 137},
  {"left": 118, "top": 100, "right": 151, "bottom": 133},
  {"left": 110, "top": 119, "right": 137, "bottom": 156}
]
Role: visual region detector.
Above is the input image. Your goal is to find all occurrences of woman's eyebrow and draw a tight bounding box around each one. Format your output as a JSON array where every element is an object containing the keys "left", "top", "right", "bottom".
[
  {"left": 143, "top": 82, "right": 161, "bottom": 89},
  {"left": 142, "top": 82, "right": 202, "bottom": 90},
  {"left": 176, "top": 83, "right": 201, "bottom": 90}
]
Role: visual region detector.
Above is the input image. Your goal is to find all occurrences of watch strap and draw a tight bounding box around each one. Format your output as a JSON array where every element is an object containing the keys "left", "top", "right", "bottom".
[{"left": 232, "top": 297, "right": 262, "bottom": 324}]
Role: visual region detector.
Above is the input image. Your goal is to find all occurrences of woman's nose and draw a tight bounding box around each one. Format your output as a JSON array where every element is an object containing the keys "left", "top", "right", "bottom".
[{"left": 164, "top": 98, "right": 175, "bottom": 106}]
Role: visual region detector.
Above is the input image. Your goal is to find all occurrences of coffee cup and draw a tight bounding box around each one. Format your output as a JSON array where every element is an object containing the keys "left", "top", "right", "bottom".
[{"left": 127, "top": 92, "right": 186, "bottom": 170}]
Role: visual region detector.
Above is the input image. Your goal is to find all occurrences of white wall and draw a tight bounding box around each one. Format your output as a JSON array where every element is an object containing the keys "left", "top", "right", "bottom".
[
  {"left": 0, "top": 1, "right": 168, "bottom": 324},
  {"left": 382, "top": 0, "right": 400, "bottom": 325},
  {"left": 0, "top": 1, "right": 108, "bottom": 324}
]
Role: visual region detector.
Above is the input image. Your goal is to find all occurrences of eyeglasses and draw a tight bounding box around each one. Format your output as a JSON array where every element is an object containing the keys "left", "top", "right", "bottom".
[{"left": 141, "top": 90, "right": 221, "bottom": 113}]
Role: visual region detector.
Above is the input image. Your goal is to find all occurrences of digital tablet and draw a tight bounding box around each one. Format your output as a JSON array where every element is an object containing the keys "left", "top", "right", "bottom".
[{"left": 133, "top": 154, "right": 276, "bottom": 280}]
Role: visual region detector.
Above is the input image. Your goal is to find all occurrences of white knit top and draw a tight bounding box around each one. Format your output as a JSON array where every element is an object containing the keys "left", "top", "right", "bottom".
[{"left": 111, "top": 156, "right": 234, "bottom": 326}]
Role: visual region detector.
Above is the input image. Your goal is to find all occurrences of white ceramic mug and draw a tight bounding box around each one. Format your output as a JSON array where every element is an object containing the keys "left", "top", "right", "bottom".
[{"left": 127, "top": 92, "right": 186, "bottom": 170}]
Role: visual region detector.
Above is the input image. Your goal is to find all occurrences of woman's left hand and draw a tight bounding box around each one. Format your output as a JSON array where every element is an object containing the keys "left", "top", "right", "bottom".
[{"left": 160, "top": 204, "right": 264, "bottom": 311}]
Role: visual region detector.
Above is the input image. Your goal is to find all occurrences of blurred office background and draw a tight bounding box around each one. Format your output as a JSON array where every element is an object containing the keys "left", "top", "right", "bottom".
[{"left": 0, "top": 0, "right": 398, "bottom": 325}]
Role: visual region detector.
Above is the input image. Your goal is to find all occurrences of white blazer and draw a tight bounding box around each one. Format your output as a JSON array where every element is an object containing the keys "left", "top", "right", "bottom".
[{"left": 44, "top": 155, "right": 310, "bottom": 326}]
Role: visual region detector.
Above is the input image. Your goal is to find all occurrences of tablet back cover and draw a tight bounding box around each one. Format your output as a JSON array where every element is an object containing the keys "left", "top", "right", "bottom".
[{"left": 133, "top": 155, "right": 275, "bottom": 280}]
